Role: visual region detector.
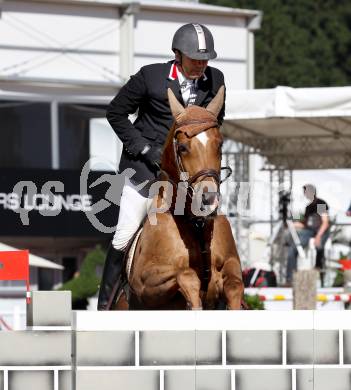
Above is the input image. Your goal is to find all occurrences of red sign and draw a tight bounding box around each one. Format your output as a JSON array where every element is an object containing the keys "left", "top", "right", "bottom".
[
  {"left": 339, "top": 259, "right": 351, "bottom": 271},
  {"left": 0, "top": 250, "right": 30, "bottom": 303}
]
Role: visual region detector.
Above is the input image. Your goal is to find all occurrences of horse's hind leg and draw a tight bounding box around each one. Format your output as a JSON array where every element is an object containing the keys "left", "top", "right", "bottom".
[
  {"left": 177, "top": 269, "right": 202, "bottom": 310},
  {"left": 222, "top": 258, "right": 244, "bottom": 310}
]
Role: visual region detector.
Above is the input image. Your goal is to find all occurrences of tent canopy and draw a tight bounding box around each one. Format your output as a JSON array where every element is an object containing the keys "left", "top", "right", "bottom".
[
  {"left": 0, "top": 243, "right": 64, "bottom": 270},
  {"left": 222, "top": 86, "right": 351, "bottom": 170},
  {"left": 2, "top": 85, "right": 351, "bottom": 170}
]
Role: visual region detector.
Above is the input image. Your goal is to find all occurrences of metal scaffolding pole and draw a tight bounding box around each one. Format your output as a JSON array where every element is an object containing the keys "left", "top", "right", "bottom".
[
  {"left": 265, "top": 167, "right": 293, "bottom": 282},
  {"left": 223, "top": 143, "right": 251, "bottom": 266}
]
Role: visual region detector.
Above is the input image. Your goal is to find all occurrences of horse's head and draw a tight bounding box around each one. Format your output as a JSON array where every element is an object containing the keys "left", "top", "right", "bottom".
[{"left": 162, "top": 86, "right": 225, "bottom": 217}]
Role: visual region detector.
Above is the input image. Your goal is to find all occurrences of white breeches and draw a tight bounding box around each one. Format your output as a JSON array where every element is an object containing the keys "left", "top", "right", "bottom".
[{"left": 112, "top": 182, "right": 153, "bottom": 250}]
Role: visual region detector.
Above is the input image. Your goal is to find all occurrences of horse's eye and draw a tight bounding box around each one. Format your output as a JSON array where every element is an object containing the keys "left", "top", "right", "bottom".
[{"left": 178, "top": 143, "right": 189, "bottom": 154}]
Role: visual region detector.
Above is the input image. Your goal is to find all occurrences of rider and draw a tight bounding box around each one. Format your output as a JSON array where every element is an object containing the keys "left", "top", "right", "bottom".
[{"left": 97, "top": 23, "right": 226, "bottom": 310}]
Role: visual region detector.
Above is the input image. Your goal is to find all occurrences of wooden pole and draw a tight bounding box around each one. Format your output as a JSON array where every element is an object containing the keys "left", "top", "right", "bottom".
[
  {"left": 344, "top": 270, "right": 351, "bottom": 293},
  {"left": 293, "top": 270, "right": 318, "bottom": 310}
]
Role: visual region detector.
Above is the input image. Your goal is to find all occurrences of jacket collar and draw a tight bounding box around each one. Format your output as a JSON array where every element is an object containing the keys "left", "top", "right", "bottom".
[
  {"left": 167, "top": 63, "right": 183, "bottom": 105},
  {"left": 167, "top": 61, "right": 208, "bottom": 82},
  {"left": 166, "top": 61, "right": 209, "bottom": 106},
  {"left": 168, "top": 61, "right": 178, "bottom": 81}
]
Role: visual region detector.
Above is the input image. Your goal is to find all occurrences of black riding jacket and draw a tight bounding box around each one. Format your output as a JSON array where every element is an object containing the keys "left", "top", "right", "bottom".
[{"left": 106, "top": 60, "right": 225, "bottom": 185}]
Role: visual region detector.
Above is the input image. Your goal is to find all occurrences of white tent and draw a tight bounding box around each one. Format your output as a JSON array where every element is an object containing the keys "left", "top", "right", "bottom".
[
  {"left": 0, "top": 243, "right": 64, "bottom": 270},
  {"left": 3, "top": 85, "right": 351, "bottom": 170},
  {"left": 222, "top": 86, "right": 351, "bottom": 169}
]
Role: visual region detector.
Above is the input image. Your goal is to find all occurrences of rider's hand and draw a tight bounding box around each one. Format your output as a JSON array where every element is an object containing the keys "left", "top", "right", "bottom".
[{"left": 140, "top": 144, "right": 162, "bottom": 169}]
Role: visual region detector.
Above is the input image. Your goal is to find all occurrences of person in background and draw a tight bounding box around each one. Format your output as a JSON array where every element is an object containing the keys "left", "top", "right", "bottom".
[
  {"left": 346, "top": 202, "right": 351, "bottom": 217},
  {"left": 286, "top": 184, "right": 330, "bottom": 285}
]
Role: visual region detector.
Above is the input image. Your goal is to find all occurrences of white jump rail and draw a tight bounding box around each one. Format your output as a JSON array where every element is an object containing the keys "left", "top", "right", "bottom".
[
  {"left": 74, "top": 310, "right": 351, "bottom": 331},
  {"left": 1, "top": 291, "right": 351, "bottom": 390},
  {"left": 73, "top": 311, "right": 351, "bottom": 390}
]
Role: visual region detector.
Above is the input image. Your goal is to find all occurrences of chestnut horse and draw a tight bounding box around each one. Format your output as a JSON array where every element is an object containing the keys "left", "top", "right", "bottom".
[{"left": 117, "top": 86, "right": 244, "bottom": 310}]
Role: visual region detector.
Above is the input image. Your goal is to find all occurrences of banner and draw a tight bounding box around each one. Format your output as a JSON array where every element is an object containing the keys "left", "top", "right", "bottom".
[
  {"left": 0, "top": 250, "right": 30, "bottom": 303},
  {"left": 0, "top": 168, "right": 120, "bottom": 237}
]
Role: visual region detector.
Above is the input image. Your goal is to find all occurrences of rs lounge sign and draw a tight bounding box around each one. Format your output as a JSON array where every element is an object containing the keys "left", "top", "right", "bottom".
[{"left": 0, "top": 168, "right": 118, "bottom": 237}]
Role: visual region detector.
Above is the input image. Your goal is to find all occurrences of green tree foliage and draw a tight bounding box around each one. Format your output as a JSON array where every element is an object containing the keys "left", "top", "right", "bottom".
[
  {"left": 201, "top": 0, "right": 351, "bottom": 87},
  {"left": 57, "top": 246, "right": 106, "bottom": 303},
  {"left": 243, "top": 294, "right": 265, "bottom": 309}
]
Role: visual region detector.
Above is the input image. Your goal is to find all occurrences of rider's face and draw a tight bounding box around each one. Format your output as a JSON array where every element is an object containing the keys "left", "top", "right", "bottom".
[{"left": 178, "top": 54, "right": 208, "bottom": 80}]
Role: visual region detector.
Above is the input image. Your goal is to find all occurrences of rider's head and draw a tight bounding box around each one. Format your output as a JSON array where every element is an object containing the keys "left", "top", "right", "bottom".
[{"left": 172, "top": 23, "right": 217, "bottom": 80}]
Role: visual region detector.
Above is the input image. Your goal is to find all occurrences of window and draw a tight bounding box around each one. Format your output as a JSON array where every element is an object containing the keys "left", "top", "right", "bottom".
[
  {"left": 0, "top": 100, "right": 115, "bottom": 171},
  {"left": 0, "top": 101, "right": 51, "bottom": 168},
  {"left": 58, "top": 104, "right": 109, "bottom": 170},
  {"left": 90, "top": 118, "right": 122, "bottom": 171}
]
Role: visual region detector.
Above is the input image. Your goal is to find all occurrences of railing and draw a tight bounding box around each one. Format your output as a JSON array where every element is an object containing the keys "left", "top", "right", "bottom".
[
  {"left": 73, "top": 310, "right": 351, "bottom": 390},
  {"left": 0, "top": 291, "right": 350, "bottom": 390}
]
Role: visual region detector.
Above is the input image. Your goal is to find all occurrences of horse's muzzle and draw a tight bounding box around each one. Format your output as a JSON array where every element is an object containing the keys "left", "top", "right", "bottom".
[
  {"left": 200, "top": 191, "right": 220, "bottom": 217},
  {"left": 201, "top": 191, "right": 219, "bottom": 206},
  {"left": 190, "top": 180, "right": 220, "bottom": 217}
]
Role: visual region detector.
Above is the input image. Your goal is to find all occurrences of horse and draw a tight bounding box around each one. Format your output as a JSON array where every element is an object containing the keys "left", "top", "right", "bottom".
[{"left": 115, "top": 86, "right": 244, "bottom": 310}]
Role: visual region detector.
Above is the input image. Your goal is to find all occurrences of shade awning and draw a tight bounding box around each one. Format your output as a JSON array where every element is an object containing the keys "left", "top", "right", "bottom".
[
  {"left": 0, "top": 243, "right": 64, "bottom": 270},
  {"left": 222, "top": 86, "right": 351, "bottom": 170}
]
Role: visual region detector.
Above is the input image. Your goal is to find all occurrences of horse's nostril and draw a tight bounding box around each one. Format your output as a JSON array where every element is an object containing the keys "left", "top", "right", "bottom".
[{"left": 202, "top": 192, "right": 217, "bottom": 205}]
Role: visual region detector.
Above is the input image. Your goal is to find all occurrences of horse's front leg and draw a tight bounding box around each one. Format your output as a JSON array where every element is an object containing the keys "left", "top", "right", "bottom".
[
  {"left": 177, "top": 268, "right": 202, "bottom": 310},
  {"left": 222, "top": 257, "right": 244, "bottom": 310}
]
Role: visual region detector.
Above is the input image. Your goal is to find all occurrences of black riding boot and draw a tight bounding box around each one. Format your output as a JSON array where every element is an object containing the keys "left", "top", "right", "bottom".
[{"left": 97, "top": 244, "right": 125, "bottom": 310}]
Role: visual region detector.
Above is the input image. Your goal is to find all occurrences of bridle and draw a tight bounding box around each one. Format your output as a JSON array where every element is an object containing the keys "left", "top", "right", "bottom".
[{"left": 171, "top": 119, "right": 232, "bottom": 200}]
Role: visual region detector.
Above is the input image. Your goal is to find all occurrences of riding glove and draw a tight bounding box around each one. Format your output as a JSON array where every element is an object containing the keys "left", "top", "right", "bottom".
[{"left": 140, "top": 144, "right": 162, "bottom": 169}]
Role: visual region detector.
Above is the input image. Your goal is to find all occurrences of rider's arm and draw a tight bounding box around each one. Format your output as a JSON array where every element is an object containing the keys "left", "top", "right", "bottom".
[
  {"left": 106, "top": 68, "right": 149, "bottom": 157},
  {"left": 215, "top": 69, "right": 225, "bottom": 126},
  {"left": 217, "top": 85, "right": 225, "bottom": 126}
]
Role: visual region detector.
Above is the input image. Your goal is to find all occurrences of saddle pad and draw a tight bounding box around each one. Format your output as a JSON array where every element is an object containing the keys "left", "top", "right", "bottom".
[{"left": 126, "top": 228, "right": 143, "bottom": 281}]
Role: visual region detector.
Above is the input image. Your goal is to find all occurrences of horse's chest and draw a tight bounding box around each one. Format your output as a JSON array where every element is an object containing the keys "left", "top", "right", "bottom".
[{"left": 183, "top": 230, "right": 211, "bottom": 268}]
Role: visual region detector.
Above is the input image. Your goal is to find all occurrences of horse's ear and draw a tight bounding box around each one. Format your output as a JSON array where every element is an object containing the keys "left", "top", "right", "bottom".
[
  {"left": 206, "top": 85, "right": 225, "bottom": 118},
  {"left": 167, "top": 88, "right": 185, "bottom": 120}
]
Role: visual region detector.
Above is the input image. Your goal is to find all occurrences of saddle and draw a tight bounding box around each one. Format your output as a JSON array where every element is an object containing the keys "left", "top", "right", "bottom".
[
  {"left": 112, "top": 226, "right": 143, "bottom": 307},
  {"left": 125, "top": 228, "right": 143, "bottom": 281}
]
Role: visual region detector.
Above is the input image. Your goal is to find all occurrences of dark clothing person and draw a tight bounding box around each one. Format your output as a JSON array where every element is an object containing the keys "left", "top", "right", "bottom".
[
  {"left": 286, "top": 196, "right": 330, "bottom": 283},
  {"left": 346, "top": 202, "right": 351, "bottom": 217},
  {"left": 107, "top": 60, "right": 225, "bottom": 186},
  {"left": 303, "top": 198, "right": 329, "bottom": 234}
]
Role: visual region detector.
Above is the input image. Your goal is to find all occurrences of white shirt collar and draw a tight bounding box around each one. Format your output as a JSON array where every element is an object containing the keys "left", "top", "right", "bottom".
[{"left": 177, "top": 70, "right": 194, "bottom": 87}]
